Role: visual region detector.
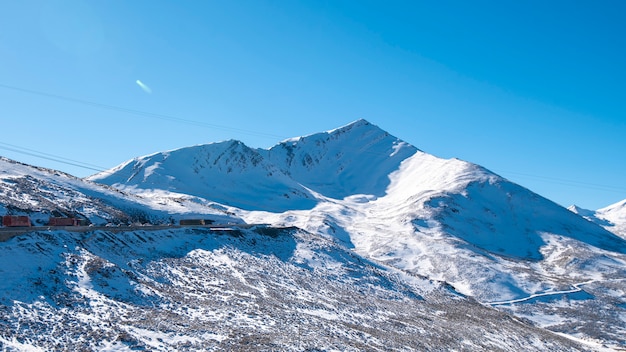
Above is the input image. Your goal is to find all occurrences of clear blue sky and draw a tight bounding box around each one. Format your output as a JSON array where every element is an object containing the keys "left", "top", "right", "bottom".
[{"left": 1, "top": 0, "right": 624, "bottom": 209}]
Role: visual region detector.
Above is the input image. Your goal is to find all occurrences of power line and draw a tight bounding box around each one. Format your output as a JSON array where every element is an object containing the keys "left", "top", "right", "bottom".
[
  {"left": 495, "top": 169, "right": 626, "bottom": 193},
  {"left": 0, "top": 142, "right": 107, "bottom": 171},
  {"left": 0, "top": 83, "right": 288, "bottom": 140},
  {"left": 0, "top": 144, "right": 105, "bottom": 173}
]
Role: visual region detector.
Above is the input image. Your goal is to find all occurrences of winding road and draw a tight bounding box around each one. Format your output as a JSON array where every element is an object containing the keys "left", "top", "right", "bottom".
[{"left": 488, "top": 278, "right": 626, "bottom": 306}]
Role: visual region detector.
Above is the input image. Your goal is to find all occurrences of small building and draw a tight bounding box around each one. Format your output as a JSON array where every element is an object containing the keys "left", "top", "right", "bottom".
[
  {"left": 2, "top": 215, "right": 32, "bottom": 227},
  {"left": 179, "top": 219, "right": 215, "bottom": 226},
  {"left": 48, "top": 217, "right": 81, "bottom": 226}
]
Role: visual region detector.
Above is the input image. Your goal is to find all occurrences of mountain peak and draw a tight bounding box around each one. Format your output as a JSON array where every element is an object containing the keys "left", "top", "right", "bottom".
[
  {"left": 264, "top": 119, "right": 417, "bottom": 199},
  {"left": 325, "top": 119, "right": 393, "bottom": 143},
  {"left": 327, "top": 118, "right": 373, "bottom": 134},
  {"left": 278, "top": 119, "right": 382, "bottom": 146},
  {"left": 567, "top": 204, "right": 592, "bottom": 216}
]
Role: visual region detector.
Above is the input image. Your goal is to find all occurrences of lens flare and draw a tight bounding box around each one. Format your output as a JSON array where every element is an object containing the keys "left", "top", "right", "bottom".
[{"left": 135, "top": 80, "right": 152, "bottom": 94}]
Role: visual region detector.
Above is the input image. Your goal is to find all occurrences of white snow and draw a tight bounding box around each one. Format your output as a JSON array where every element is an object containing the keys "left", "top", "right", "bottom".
[
  {"left": 597, "top": 199, "right": 626, "bottom": 238},
  {"left": 568, "top": 199, "right": 626, "bottom": 239}
]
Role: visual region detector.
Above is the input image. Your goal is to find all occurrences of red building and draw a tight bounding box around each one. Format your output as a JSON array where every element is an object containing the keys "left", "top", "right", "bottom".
[
  {"left": 2, "top": 215, "right": 32, "bottom": 227},
  {"left": 48, "top": 217, "right": 81, "bottom": 226}
]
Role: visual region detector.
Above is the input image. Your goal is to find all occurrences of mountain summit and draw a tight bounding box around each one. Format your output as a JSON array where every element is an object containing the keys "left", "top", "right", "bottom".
[{"left": 264, "top": 119, "right": 418, "bottom": 199}]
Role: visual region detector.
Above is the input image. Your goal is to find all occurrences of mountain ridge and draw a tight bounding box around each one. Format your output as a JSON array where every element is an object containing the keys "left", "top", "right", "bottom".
[
  {"left": 264, "top": 119, "right": 418, "bottom": 199},
  {"left": 89, "top": 119, "right": 418, "bottom": 209}
]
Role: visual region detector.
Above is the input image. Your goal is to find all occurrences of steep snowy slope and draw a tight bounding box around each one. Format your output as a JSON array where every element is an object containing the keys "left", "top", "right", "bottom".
[
  {"left": 570, "top": 200, "right": 626, "bottom": 239},
  {"left": 244, "top": 150, "right": 625, "bottom": 292},
  {"left": 264, "top": 119, "right": 418, "bottom": 199},
  {"left": 89, "top": 140, "right": 317, "bottom": 212},
  {"left": 242, "top": 150, "right": 626, "bottom": 347},
  {"left": 0, "top": 227, "right": 589, "bottom": 351},
  {"left": 0, "top": 157, "right": 237, "bottom": 225},
  {"left": 597, "top": 199, "right": 626, "bottom": 238}
]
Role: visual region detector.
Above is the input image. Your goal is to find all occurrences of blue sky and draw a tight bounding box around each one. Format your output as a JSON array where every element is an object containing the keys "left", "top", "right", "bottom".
[{"left": 1, "top": 0, "right": 624, "bottom": 209}]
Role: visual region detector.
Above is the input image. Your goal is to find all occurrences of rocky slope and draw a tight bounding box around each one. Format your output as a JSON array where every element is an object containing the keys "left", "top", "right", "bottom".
[{"left": 0, "top": 227, "right": 590, "bottom": 351}]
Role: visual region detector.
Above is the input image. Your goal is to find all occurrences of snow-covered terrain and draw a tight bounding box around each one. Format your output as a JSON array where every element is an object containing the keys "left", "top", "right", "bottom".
[
  {"left": 570, "top": 200, "right": 626, "bottom": 239},
  {"left": 263, "top": 119, "right": 418, "bottom": 199},
  {"left": 0, "top": 157, "right": 240, "bottom": 225},
  {"left": 598, "top": 199, "right": 626, "bottom": 238},
  {"left": 2, "top": 119, "right": 626, "bottom": 349},
  {"left": 0, "top": 227, "right": 589, "bottom": 351}
]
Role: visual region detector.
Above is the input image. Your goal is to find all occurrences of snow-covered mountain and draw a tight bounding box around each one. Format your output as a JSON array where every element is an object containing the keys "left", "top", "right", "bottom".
[
  {"left": 3, "top": 119, "right": 626, "bottom": 349},
  {"left": 88, "top": 119, "right": 417, "bottom": 212},
  {"left": 569, "top": 199, "right": 626, "bottom": 239},
  {"left": 91, "top": 118, "right": 625, "bottom": 268},
  {"left": 88, "top": 119, "right": 626, "bottom": 348}
]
